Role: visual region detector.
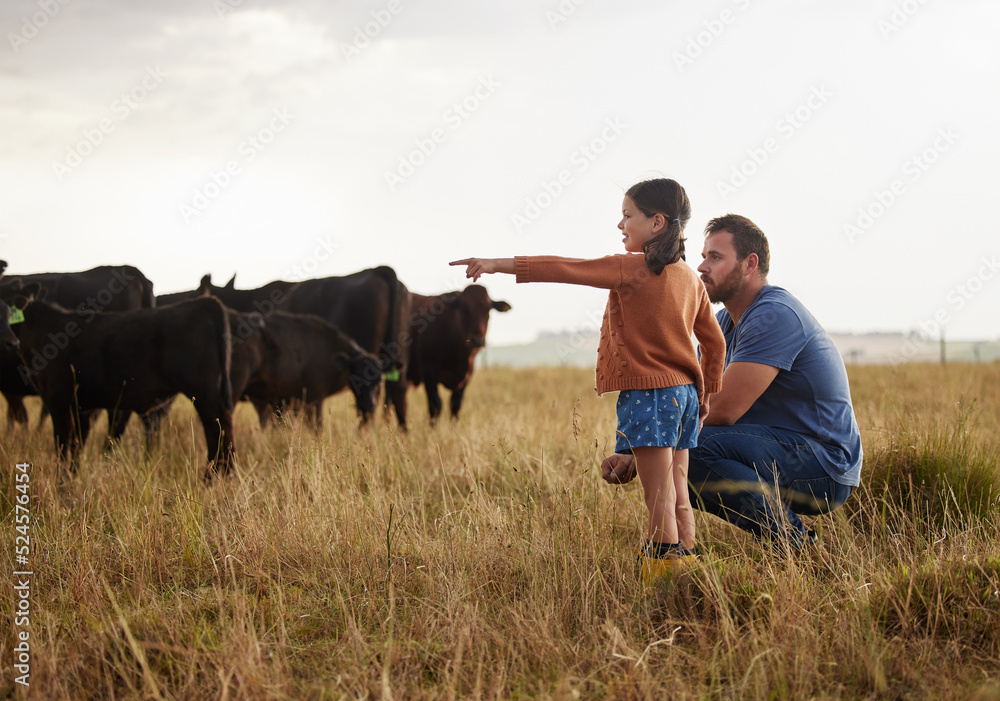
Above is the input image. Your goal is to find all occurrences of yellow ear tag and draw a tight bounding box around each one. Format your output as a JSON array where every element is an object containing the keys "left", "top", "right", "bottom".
[
  {"left": 384, "top": 368, "right": 400, "bottom": 382},
  {"left": 8, "top": 307, "right": 25, "bottom": 325}
]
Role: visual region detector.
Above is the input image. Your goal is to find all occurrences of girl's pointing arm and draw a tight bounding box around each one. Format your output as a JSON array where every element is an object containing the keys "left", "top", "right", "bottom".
[{"left": 449, "top": 258, "right": 516, "bottom": 282}]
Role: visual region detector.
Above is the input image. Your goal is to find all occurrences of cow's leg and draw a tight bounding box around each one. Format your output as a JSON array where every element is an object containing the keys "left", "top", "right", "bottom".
[
  {"left": 77, "top": 410, "right": 97, "bottom": 454},
  {"left": 448, "top": 386, "right": 466, "bottom": 421},
  {"left": 196, "top": 402, "right": 235, "bottom": 477},
  {"left": 3, "top": 394, "right": 29, "bottom": 428},
  {"left": 384, "top": 378, "right": 408, "bottom": 431},
  {"left": 49, "top": 405, "right": 79, "bottom": 470},
  {"left": 423, "top": 374, "right": 443, "bottom": 425},
  {"left": 141, "top": 404, "right": 170, "bottom": 453},
  {"left": 304, "top": 401, "right": 322, "bottom": 429},
  {"left": 215, "top": 410, "right": 235, "bottom": 475},
  {"left": 36, "top": 402, "right": 50, "bottom": 431},
  {"left": 104, "top": 409, "right": 130, "bottom": 452},
  {"left": 252, "top": 398, "right": 276, "bottom": 428}
]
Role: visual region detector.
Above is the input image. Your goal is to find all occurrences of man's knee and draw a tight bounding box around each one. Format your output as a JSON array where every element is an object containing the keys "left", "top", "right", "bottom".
[{"left": 688, "top": 426, "right": 743, "bottom": 483}]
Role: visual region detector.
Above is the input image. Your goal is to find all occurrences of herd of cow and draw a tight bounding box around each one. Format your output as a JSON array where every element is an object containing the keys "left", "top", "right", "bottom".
[{"left": 0, "top": 260, "right": 511, "bottom": 477}]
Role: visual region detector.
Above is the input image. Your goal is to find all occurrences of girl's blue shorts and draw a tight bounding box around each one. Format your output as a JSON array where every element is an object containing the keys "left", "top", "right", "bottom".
[{"left": 615, "top": 385, "right": 699, "bottom": 453}]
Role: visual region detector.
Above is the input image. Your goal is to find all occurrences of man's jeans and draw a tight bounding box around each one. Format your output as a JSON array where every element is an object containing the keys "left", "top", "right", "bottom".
[{"left": 688, "top": 425, "right": 853, "bottom": 547}]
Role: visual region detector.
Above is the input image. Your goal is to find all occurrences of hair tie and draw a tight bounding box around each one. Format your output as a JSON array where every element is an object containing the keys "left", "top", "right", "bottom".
[{"left": 672, "top": 218, "right": 679, "bottom": 223}]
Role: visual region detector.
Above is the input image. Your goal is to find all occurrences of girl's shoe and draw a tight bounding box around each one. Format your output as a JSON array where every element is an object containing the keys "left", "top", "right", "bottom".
[{"left": 640, "top": 555, "right": 679, "bottom": 588}]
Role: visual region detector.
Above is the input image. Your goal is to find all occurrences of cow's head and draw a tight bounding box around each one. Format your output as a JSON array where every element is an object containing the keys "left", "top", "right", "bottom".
[
  {"left": 448, "top": 285, "right": 511, "bottom": 351},
  {"left": 0, "top": 261, "right": 15, "bottom": 350},
  {"left": 0, "top": 282, "right": 41, "bottom": 352},
  {"left": 0, "top": 297, "right": 18, "bottom": 351},
  {"left": 346, "top": 350, "right": 384, "bottom": 422}
]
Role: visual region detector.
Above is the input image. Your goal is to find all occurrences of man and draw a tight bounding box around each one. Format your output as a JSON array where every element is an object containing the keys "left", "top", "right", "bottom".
[{"left": 602, "top": 214, "right": 863, "bottom": 548}]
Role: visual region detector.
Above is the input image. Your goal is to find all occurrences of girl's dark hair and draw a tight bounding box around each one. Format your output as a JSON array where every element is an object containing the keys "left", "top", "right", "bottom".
[{"left": 625, "top": 178, "right": 691, "bottom": 274}]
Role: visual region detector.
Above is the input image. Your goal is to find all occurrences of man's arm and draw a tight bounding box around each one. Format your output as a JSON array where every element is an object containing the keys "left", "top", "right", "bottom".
[{"left": 703, "top": 361, "right": 779, "bottom": 426}]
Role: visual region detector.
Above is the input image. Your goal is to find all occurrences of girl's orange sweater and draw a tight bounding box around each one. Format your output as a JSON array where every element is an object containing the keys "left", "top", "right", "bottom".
[{"left": 515, "top": 254, "right": 725, "bottom": 399}]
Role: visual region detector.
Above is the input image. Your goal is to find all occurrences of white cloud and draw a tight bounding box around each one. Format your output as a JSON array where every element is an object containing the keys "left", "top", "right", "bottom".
[{"left": 3, "top": 0, "right": 1000, "bottom": 343}]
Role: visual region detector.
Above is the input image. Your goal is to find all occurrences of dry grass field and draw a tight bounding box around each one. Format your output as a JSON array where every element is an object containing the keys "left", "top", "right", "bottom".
[{"left": 2, "top": 363, "right": 999, "bottom": 699}]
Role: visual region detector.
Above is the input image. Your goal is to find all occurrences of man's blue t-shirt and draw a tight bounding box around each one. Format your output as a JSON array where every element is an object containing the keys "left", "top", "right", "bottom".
[{"left": 717, "top": 286, "right": 863, "bottom": 486}]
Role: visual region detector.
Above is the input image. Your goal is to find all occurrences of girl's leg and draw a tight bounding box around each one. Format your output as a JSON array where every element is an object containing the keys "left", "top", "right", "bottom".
[
  {"left": 672, "top": 448, "right": 696, "bottom": 552},
  {"left": 632, "top": 446, "right": 678, "bottom": 544}
]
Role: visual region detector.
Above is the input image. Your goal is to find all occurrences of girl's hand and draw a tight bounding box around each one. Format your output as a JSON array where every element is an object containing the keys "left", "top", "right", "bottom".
[{"left": 449, "top": 258, "right": 513, "bottom": 282}]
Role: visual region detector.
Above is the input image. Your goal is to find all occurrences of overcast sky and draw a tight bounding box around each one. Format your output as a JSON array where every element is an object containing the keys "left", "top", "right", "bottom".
[{"left": 2, "top": 0, "right": 998, "bottom": 346}]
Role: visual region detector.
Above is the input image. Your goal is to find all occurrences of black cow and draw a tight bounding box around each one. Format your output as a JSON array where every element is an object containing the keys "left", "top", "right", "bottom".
[
  {"left": 238, "top": 311, "right": 384, "bottom": 425},
  {"left": 0, "top": 274, "right": 38, "bottom": 425},
  {"left": 284, "top": 268, "right": 409, "bottom": 428},
  {"left": 0, "top": 264, "right": 155, "bottom": 428},
  {"left": 7, "top": 294, "right": 235, "bottom": 475},
  {"left": 118, "top": 308, "right": 384, "bottom": 439},
  {"left": 0, "top": 261, "right": 21, "bottom": 353},
  {"left": 407, "top": 285, "right": 510, "bottom": 423},
  {"left": 165, "top": 267, "right": 410, "bottom": 427},
  {"left": 155, "top": 274, "right": 297, "bottom": 310},
  {"left": 0, "top": 264, "right": 155, "bottom": 311},
  {"left": 0, "top": 299, "right": 17, "bottom": 353}
]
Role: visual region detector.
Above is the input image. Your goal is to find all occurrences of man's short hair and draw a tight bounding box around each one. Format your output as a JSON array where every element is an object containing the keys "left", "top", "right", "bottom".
[{"left": 704, "top": 214, "right": 770, "bottom": 278}]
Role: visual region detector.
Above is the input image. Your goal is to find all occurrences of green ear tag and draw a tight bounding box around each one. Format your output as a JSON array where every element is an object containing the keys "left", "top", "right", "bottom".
[
  {"left": 384, "top": 368, "right": 400, "bottom": 382},
  {"left": 9, "top": 307, "right": 25, "bottom": 325}
]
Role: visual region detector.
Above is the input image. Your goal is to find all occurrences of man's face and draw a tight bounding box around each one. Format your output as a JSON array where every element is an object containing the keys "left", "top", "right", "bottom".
[{"left": 698, "top": 230, "right": 746, "bottom": 304}]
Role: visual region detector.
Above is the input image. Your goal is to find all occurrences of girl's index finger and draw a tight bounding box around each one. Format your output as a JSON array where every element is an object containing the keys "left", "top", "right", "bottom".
[{"left": 449, "top": 259, "right": 472, "bottom": 266}]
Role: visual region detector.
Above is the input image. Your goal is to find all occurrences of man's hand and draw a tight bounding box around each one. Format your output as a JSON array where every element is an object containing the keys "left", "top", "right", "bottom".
[{"left": 601, "top": 453, "right": 637, "bottom": 485}]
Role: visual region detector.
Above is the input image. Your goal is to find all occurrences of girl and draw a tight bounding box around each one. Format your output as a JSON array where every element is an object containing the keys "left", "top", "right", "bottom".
[{"left": 451, "top": 178, "right": 725, "bottom": 587}]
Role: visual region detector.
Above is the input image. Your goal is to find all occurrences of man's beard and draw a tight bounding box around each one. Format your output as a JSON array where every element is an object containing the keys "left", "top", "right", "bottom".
[{"left": 703, "top": 264, "right": 744, "bottom": 304}]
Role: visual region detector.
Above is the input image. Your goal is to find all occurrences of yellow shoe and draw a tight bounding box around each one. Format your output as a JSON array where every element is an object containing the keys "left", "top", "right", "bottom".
[
  {"left": 640, "top": 555, "right": 679, "bottom": 588},
  {"left": 680, "top": 554, "right": 699, "bottom": 568}
]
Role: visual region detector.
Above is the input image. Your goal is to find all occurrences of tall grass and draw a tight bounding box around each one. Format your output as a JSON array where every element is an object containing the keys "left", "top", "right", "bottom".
[{"left": 1, "top": 364, "right": 999, "bottom": 699}]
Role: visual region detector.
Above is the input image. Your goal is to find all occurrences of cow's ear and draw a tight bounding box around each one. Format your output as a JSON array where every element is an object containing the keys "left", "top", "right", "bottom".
[
  {"left": 13, "top": 282, "right": 48, "bottom": 300},
  {"left": 23, "top": 282, "right": 43, "bottom": 301},
  {"left": 493, "top": 300, "right": 511, "bottom": 313}
]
